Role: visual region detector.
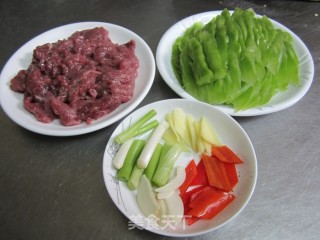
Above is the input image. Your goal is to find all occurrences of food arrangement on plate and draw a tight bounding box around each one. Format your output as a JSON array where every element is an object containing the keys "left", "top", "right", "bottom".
[
  {"left": 0, "top": 22, "right": 155, "bottom": 136},
  {"left": 156, "top": 8, "right": 314, "bottom": 116},
  {"left": 171, "top": 8, "right": 300, "bottom": 111},
  {"left": 103, "top": 99, "right": 257, "bottom": 237},
  {"left": 10, "top": 27, "right": 139, "bottom": 126},
  {"left": 112, "top": 107, "right": 244, "bottom": 226}
]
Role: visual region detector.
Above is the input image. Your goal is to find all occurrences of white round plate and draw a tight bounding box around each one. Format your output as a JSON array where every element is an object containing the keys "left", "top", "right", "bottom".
[
  {"left": 103, "top": 99, "right": 257, "bottom": 237},
  {"left": 156, "top": 11, "right": 314, "bottom": 116},
  {"left": 0, "top": 22, "right": 155, "bottom": 136}
]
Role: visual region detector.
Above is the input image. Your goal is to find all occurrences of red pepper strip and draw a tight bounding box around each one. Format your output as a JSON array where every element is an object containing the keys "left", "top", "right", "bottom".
[
  {"left": 188, "top": 186, "right": 218, "bottom": 209},
  {"left": 179, "top": 159, "right": 197, "bottom": 196},
  {"left": 188, "top": 186, "right": 213, "bottom": 204},
  {"left": 223, "top": 162, "right": 238, "bottom": 190},
  {"left": 190, "top": 159, "right": 209, "bottom": 186},
  {"left": 182, "top": 186, "right": 210, "bottom": 225},
  {"left": 180, "top": 185, "right": 207, "bottom": 214},
  {"left": 211, "top": 145, "right": 244, "bottom": 164},
  {"left": 202, "top": 154, "right": 232, "bottom": 192},
  {"left": 199, "top": 192, "right": 235, "bottom": 220},
  {"left": 187, "top": 187, "right": 235, "bottom": 219}
]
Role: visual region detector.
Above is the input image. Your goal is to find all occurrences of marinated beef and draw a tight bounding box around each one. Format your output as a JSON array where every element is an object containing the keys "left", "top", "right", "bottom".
[{"left": 10, "top": 27, "right": 139, "bottom": 126}]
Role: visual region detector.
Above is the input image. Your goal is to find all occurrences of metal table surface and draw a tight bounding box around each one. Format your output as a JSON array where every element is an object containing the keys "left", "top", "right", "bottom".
[{"left": 0, "top": 1, "right": 319, "bottom": 239}]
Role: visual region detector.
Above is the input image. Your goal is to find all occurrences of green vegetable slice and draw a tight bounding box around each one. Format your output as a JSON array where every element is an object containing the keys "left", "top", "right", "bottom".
[
  {"left": 171, "top": 8, "right": 301, "bottom": 111},
  {"left": 188, "top": 38, "right": 214, "bottom": 86},
  {"left": 117, "top": 139, "right": 145, "bottom": 182},
  {"left": 152, "top": 143, "right": 182, "bottom": 187}
]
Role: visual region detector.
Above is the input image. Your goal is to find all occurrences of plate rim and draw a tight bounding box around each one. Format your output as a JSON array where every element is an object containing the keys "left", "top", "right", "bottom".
[
  {"left": 102, "top": 98, "right": 258, "bottom": 237},
  {"left": 0, "top": 21, "right": 156, "bottom": 136},
  {"left": 156, "top": 10, "right": 315, "bottom": 117}
]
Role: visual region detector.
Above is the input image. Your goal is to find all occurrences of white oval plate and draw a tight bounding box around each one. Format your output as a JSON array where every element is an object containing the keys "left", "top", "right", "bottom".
[
  {"left": 156, "top": 11, "right": 314, "bottom": 116},
  {"left": 102, "top": 99, "right": 257, "bottom": 237},
  {"left": 0, "top": 22, "right": 155, "bottom": 136}
]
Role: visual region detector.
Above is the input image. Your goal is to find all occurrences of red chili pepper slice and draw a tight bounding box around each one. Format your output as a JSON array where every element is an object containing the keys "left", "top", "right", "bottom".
[
  {"left": 190, "top": 159, "right": 209, "bottom": 186},
  {"left": 187, "top": 186, "right": 235, "bottom": 220},
  {"left": 202, "top": 154, "right": 232, "bottom": 192},
  {"left": 211, "top": 145, "right": 244, "bottom": 164},
  {"left": 179, "top": 159, "right": 197, "bottom": 195},
  {"left": 180, "top": 185, "right": 207, "bottom": 214},
  {"left": 223, "top": 162, "right": 239, "bottom": 190}
]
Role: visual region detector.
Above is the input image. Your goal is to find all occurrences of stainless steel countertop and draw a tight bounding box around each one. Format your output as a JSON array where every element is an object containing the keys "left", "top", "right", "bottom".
[{"left": 0, "top": 1, "right": 319, "bottom": 239}]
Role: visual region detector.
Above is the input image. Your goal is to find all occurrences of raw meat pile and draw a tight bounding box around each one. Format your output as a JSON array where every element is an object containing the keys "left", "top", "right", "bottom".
[{"left": 10, "top": 27, "right": 139, "bottom": 126}]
